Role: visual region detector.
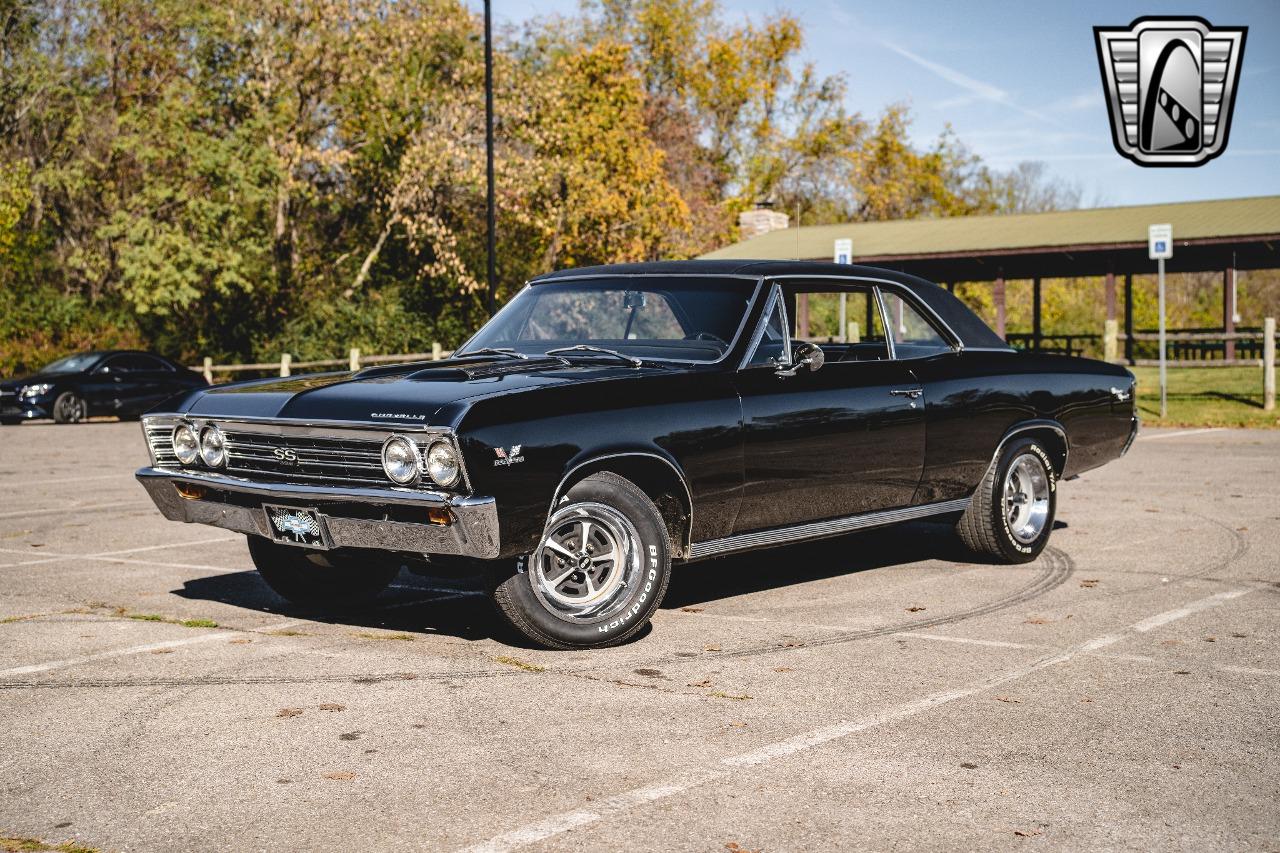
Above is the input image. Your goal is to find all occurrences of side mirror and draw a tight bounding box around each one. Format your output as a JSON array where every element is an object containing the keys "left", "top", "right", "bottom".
[{"left": 775, "top": 341, "right": 825, "bottom": 378}]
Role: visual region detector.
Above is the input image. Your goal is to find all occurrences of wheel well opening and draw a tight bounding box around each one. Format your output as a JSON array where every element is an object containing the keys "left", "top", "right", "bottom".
[
  {"left": 1020, "top": 428, "right": 1068, "bottom": 477},
  {"left": 557, "top": 456, "right": 691, "bottom": 558}
]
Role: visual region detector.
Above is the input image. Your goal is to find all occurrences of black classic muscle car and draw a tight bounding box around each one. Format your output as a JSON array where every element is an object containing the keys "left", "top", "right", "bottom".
[
  {"left": 2, "top": 350, "right": 208, "bottom": 425},
  {"left": 136, "top": 261, "right": 1138, "bottom": 649}
]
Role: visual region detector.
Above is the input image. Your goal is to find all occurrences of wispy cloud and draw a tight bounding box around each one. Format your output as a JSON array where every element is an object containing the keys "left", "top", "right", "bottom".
[{"left": 881, "top": 40, "right": 1061, "bottom": 127}]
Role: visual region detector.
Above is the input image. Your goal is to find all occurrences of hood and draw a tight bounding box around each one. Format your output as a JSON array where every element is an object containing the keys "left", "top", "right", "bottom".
[
  {"left": 0, "top": 371, "right": 69, "bottom": 391},
  {"left": 185, "top": 356, "right": 684, "bottom": 426}
]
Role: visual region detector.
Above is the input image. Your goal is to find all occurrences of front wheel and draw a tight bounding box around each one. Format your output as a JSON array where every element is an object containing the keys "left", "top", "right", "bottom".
[
  {"left": 956, "top": 437, "right": 1057, "bottom": 563},
  {"left": 52, "top": 392, "right": 87, "bottom": 424},
  {"left": 247, "top": 536, "right": 401, "bottom": 610},
  {"left": 492, "top": 472, "right": 671, "bottom": 650}
]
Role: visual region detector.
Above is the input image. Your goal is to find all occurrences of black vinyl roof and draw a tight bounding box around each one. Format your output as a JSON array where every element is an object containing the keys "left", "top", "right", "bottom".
[{"left": 530, "top": 260, "right": 1010, "bottom": 350}]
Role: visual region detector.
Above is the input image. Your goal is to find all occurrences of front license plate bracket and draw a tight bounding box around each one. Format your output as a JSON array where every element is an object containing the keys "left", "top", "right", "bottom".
[{"left": 263, "top": 504, "right": 331, "bottom": 549}]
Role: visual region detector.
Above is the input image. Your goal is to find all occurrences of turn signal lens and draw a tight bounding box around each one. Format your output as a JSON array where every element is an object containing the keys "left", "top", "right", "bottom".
[
  {"left": 199, "top": 424, "right": 226, "bottom": 468},
  {"left": 426, "top": 507, "right": 453, "bottom": 526},
  {"left": 381, "top": 435, "right": 421, "bottom": 485},
  {"left": 172, "top": 424, "right": 199, "bottom": 466},
  {"left": 175, "top": 483, "right": 207, "bottom": 501}
]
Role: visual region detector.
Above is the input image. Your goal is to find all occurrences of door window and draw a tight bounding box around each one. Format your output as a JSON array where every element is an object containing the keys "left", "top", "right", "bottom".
[
  {"left": 880, "top": 292, "right": 952, "bottom": 358},
  {"left": 785, "top": 281, "right": 889, "bottom": 362}
]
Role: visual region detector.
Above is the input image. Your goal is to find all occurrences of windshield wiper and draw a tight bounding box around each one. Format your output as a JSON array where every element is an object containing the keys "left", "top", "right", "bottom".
[
  {"left": 544, "top": 345, "right": 644, "bottom": 368},
  {"left": 454, "top": 347, "right": 530, "bottom": 361}
]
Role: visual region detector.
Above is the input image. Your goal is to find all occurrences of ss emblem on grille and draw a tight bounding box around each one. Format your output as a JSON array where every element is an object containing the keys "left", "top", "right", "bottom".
[{"left": 273, "top": 447, "right": 299, "bottom": 463}]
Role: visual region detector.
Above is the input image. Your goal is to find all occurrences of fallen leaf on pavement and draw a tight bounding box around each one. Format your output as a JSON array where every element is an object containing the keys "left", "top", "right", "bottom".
[
  {"left": 1080, "top": 579, "right": 1099, "bottom": 588},
  {"left": 1014, "top": 828, "right": 1043, "bottom": 838},
  {"left": 994, "top": 696, "right": 1022, "bottom": 704},
  {"left": 322, "top": 771, "right": 356, "bottom": 781},
  {"left": 772, "top": 667, "right": 793, "bottom": 673},
  {"left": 1024, "top": 617, "right": 1049, "bottom": 625},
  {"left": 680, "top": 606, "right": 705, "bottom": 613},
  {"left": 319, "top": 703, "right": 345, "bottom": 711},
  {"left": 229, "top": 638, "right": 252, "bottom": 645},
  {"left": 689, "top": 679, "right": 712, "bottom": 688},
  {"left": 728, "top": 721, "right": 747, "bottom": 728},
  {"left": 276, "top": 708, "right": 303, "bottom": 718},
  {"left": 704, "top": 644, "right": 721, "bottom": 652},
  {"left": 906, "top": 606, "right": 926, "bottom": 612}
]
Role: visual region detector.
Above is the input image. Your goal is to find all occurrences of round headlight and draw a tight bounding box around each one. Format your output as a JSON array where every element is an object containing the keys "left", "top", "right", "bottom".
[
  {"left": 172, "top": 424, "right": 199, "bottom": 466},
  {"left": 425, "top": 441, "right": 461, "bottom": 488},
  {"left": 381, "top": 435, "right": 421, "bottom": 485},
  {"left": 199, "top": 424, "right": 226, "bottom": 468}
]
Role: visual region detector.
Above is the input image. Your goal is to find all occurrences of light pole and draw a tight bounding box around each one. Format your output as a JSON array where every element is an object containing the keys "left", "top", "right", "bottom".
[{"left": 483, "top": 0, "right": 496, "bottom": 316}]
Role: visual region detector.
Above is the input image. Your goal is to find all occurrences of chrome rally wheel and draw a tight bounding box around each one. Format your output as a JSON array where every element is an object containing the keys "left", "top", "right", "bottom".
[
  {"left": 491, "top": 472, "right": 672, "bottom": 650},
  {"left": 532, "top": 502, "right": 641, "bottom": 621},
  {"left": 1003, "top": 452, "right": 1051, "bottom": 544},
  {"left": 956, "top": 436, "right": 1057, "bottom": 563}
]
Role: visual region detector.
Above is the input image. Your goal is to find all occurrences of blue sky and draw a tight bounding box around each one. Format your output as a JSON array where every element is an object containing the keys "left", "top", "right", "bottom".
[{"left": 495, "top": 0, "right": 1280, "bottom": 207}]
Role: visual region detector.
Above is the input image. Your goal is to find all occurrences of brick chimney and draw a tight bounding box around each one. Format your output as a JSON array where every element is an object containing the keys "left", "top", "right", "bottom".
[{"left": 738, "top": 201, "right": 790, "bottom": 241}]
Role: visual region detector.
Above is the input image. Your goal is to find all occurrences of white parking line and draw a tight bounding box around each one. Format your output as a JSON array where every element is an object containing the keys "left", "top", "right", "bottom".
[
  {"left": 1, "top": 473, "right": 135, "bottom": 488},
  {"left": 460, "top": 587, "right": 1253, "bottom": 853},
  {"left": 1140, "top": 428, "right": 1225, "bottom": 441},
  {"left": 0, "top": 501, "right": 149, "bottom": 520},
  {"left": 0, "top": 536, "right": 238, "bottom": 568},
  {"left": 0, "top": 617, "right": 310, "bottom": 677}
]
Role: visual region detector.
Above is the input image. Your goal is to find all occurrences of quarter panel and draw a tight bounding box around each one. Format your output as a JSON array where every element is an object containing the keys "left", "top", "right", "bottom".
[{"left": 909, "top": 351, "right": 1133, "bottom": 502}]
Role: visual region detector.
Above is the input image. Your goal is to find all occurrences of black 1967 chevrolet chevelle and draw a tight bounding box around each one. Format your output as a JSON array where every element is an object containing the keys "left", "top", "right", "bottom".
[{"left": 137, "top": 261, "right": 1138, "bottom": 649}]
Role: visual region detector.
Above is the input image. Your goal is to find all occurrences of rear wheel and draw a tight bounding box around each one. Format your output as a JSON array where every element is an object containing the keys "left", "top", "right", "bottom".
[
  {"left": 956, "top": 437, "right": 1056, "bottom": 563},
  {"left": 52, "top": 392, "right": 87, "bottom": 424},
  {"left": 247, "top": 536, "right": 400, "bottom": 610},
  {"left": 492, "top": 472, "right": 671, "bottom": 649}
]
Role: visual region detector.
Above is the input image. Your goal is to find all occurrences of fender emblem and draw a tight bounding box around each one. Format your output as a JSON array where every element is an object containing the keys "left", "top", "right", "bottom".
[{"left": 493, "top": 445, "right": 525, "bottom": 467}]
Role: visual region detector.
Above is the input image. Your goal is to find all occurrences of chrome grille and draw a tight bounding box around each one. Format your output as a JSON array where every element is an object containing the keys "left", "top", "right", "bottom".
[
  {"left": 145, "top": 424, "right": 180, "bottom": 467},
  {"left": 221, "top": 431, "right": 388, "bottom": 486}
]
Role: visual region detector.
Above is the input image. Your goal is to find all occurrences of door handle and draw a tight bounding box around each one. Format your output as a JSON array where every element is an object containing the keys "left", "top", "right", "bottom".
[{"left": 889, "top": 388, "right": 923, "bottom": 399}]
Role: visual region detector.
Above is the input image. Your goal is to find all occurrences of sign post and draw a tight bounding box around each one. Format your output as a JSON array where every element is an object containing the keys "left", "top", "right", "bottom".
[
  {"left": 834, "top": 239, "right": 852, "bottom": 341},
  {"left": 1149, "top": 224, "right": 1173, "bottom": 418}
]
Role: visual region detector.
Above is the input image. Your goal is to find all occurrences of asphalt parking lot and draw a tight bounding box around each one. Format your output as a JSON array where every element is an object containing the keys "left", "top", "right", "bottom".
[{"left": 1, "top": 420, "right": 1277, "bottom": 852}]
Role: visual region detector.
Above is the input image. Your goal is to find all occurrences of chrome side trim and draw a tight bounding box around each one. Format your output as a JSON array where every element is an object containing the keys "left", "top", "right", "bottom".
[
  {"left": 549, "top": 451, "right": 695, "bottom": 555},
  {"left": 686, "top": 497, "right": 971, "bottom": 561}
]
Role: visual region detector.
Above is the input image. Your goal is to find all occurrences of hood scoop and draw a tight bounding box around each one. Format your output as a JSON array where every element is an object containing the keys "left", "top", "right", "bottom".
[{"left": 402, "top": 356, "right": 568, "bottom": 382}]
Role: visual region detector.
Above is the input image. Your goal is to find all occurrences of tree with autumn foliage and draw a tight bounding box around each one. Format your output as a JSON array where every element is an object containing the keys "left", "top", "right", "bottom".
[{"left": 1, "top": 0, "right": 1096, "bottom": 375}]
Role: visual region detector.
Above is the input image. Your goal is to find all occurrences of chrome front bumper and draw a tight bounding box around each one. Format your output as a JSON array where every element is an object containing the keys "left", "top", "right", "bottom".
[{"left": 135, "top": 467, "right": 500, "bottom": 559}]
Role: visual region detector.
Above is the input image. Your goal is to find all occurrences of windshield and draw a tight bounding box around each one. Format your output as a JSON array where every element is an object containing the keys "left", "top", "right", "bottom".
[
  {"left": 460, "top": 277, "right": 754, "bottom": 363},
  {"left": 39, "top": 353, "right": 103, "bottom": 374}
]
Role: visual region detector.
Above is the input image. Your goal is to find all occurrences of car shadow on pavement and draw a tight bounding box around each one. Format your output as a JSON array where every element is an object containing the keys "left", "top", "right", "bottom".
[
  {"left": 172, "top": 518, "right": 1000, "bottom": 646},
  {"left": 173, "top": 569, "right": 500, "bottom": 642}
]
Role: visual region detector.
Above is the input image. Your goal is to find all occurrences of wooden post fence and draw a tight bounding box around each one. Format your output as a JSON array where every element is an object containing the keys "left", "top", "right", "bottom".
[
  {"left": 349, "top": 348, "right": 361, "bottom": 372},
  {"left": 1104, "top": 319, "right": 1118, "bottom": 363},
  {"left": 202, "top": 356, "right": 213, "bottom": 385},
  {"left": 1265, "top": 317, "right": 1276, "bottom": 412},
  {"left": 280, "top": 353, "right": 291, "bottom": 377}
]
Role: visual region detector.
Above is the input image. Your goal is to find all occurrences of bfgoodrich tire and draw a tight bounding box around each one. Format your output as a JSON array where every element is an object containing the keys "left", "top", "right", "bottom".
[
  {"left": 492, "top": 472, "right": 671, "bottom": 650},
  {"left": 956, "top": 437, "right": 1057, "bottom": 564},
  {"left": 247, "top": 536, "right": 401, "bottom": 609}
]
